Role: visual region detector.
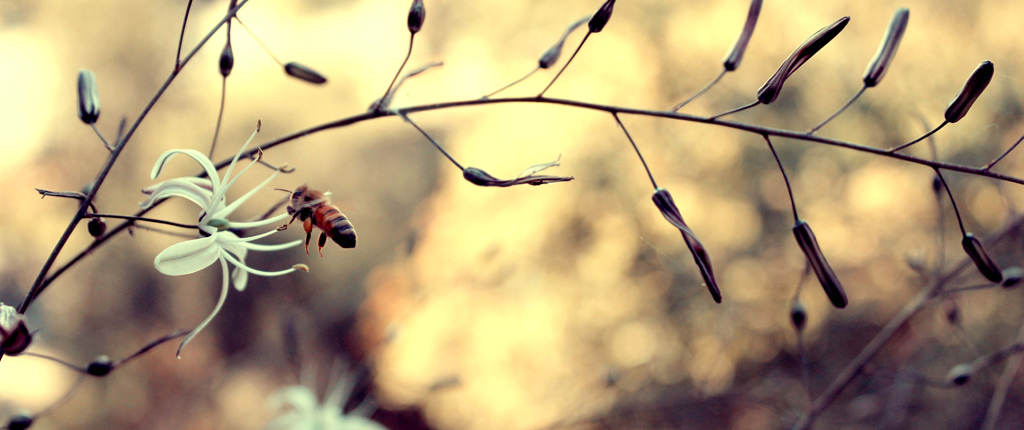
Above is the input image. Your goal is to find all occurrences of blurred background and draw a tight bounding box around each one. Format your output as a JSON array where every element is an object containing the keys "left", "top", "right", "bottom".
[{"left": 1, "top": 0, "right": 1024, "bottom": 428}]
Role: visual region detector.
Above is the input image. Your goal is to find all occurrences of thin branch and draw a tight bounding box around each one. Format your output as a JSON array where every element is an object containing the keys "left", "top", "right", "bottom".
[
  {"left": 17, "top": 0, "right": 251, "bottom": 315},
  {"left": 91, "top": 123, "right": 113, "bottom": 152},
  {"left": 981, "top": 322, "right": 1024, "bottom": 430},
  {"left": 210, "top": 76, "right": 227, "bottom": 158},
  {"left": 888, "top": 121, "right": 947, "bottom": 153},
  {"left": 36, "top": 189, "right": 97, "bottom": 213},
  {"left": 34, "top": 375, "right": 86, "bottom": 419},
  {"left": 113, "top": 330, "right": 189, "bottom": 367},
  {"left": 234, "top": 15, "right": 284, "bottom": 66},
  {"left": 808, "top": 85, "right": 866, "bottom": 135},
  {"left": 763, "top": 134, "right": 800, "bottom": 222},
  {"left": 174, "top": 0, "right": 194, "bottom": 71},
  {"left": 934, "top": 169, "right": 967, "bottom": 236},
  {"left": 83, "top": 213, "right": 198, "bottom": 230},
  {"left": 612, "top": 113, "right": 657, "bottom": 189},
  {"left": 397, "top": 112, "right": 464, "bottom": 171},
  {"left": 672, "top": 69, "right": 727, "bottom": 112},
  {"left": 484, "top": 67, "right": 539, "bottom": 99},
  {"left": 376, "top": 33, "right": 416, "bottom": 110},
  {"left": 18, "top": 352, "right": 87, "bottom": 374},
  {"left": 984, "top": 132, "right": 1024, "bottom": 171},
  {"left": 538, "top": 32, "right": 590, "bottom": 98},
  {"left": 710, "top": 100, "right": 759, "bottom": 120}
]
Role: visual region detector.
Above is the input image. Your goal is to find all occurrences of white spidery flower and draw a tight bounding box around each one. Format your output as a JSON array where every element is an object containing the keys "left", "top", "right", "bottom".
[
  {"left": 141, "top": 122, "right": 305, "bottom": 358},
  {"left": 266, "top": 367, "right": 386, "bottom": 430}
]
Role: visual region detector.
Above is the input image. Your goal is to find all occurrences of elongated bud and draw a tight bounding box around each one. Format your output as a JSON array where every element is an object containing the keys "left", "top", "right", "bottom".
[
  {"left": 757, "top": 17, "right": 849, "bottom": 105},
  {"left": 0, "top": 303, "right": 32, "bottom": 356},
  {"left": 87, "top": 355, "right": 114, "bottom": 376},
  {"left": 88, "top": 218, "right": 106, "bottom": 237},
  {"left": 946, "top": 363, "right": 973, "bottom": 386},
  {"left": 793, "top": 220, "right": 847, "bottom": 308},
  {"left": 219, "top": 42, "right": 234, "bottom": 77},
  {"left": 863, "top": 8, "right": 909, "bottom": 87},
  {"left": 77, "top": 69, "right": 101, "bottom": 124},
  {"left": 790, "top": 299, "right": 807, "bottom": 332},
  {"left": 588, "top": 0, "right": 616, "bottom": 33},
  {"left": 408, "top": 0, "right": 425, "bottom": 34},
  {"left": 961, "top": 233, "right": 1002, "bottom": 282},
  {"left": 652, "top": 188, "right": 721, "bottom": 303},
  {"left": 1001, "top": 267, "right": 1023, "bottom": 288},
  {"left": 540, "top": 15, "right": 591, "bottom": 69},
  {"left": 723, "top": 0, "right": 762, "bottom": 71},
  {"left": 944, "top": 61, "right": 994, "bottom": 123},
  {"left": 6, "top": 415, "right": 32, "bottom": 430},
  {"left": 284, "top": 62, "right": 328, "bottom": 85}
]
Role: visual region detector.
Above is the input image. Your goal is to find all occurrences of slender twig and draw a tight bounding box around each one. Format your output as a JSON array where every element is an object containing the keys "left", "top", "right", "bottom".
[
  {"left": 763, "top": 134, "right": 800, "bottom": 222},
  {"left": 984, "top": 132, "right": 1024, "bottom": 171},
  {"left": 981, "top": 322, "right": 1024, "bottom": 430},
  {"left": 17, "top": 0, "right": 251, "bottom": 315},
  {"left": 234, "top": 15, "right": 284, "bottom": 66},
  {"left": 933, "top": 169, "right": 967, "bottom": 236},
  {"left": 791, "top": 215, "right": 1024, "bottom": 430},
  {"left": 19, "top": 352, "right": 87, "bottom": 374},
  {"left": 36, "top": 189, "right": 98, "bottom": 213},
  {"left": 710, "top": 100, "right": 759, "bottom": 120},
  {"left": 484, "top": 67, "right": 539, "bottom": 99},
  {"left": 210, "top": 76, "right": 227, "bottom": 158},
  {"left": 377, "top": 33, "right": 416, "bottom": 110},
  {"left": 808, "top": 86, "right": 866, "bottom": 135},
  {"left": 174, "top": 0, "right": 194, "bottom": 71},
  {"left": 940, "top": 282, "right": 999, "bottom": 295},
  {"left": 538, "top": 32, "right": 590, "bottom": 98},
  {"left": 397, "top": 112, "right": 464, "bottom": 170},
  {"left": 611, "top": 113, "right": 657, "bottom": 189},
  {"left": 114, "top": 116, "right": 127, "bottom": 146},
  {"left": 888, "top": 121, "right": 947, "bottom": 153},
  {"left": 113, "top": 330, "right": 189, "bottom": 367},
  {"left": 83, "top": 213, "right": 198, "bottom": 230},
  {"left": 90, "top": 123, "right": 113, "bottom": 152},
  {"left": 672, "top": 69, "right": 727, "bottom": 112},
  {"left": 132, "top": 224, "right": 202, "bottom": 239}
]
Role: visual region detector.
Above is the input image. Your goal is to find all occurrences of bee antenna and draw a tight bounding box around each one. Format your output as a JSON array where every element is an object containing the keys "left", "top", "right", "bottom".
[{"left": 274, "top": 188, "right": 293, "bottom": 193}]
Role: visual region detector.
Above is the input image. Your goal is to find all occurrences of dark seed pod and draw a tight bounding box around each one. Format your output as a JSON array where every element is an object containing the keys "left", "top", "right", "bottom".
[
  {"left": 652, "top": 188, "right": 721, "bottom": 303},
  {"left": 588, "top": 0, "right": 616, "bottom": 33},
  {"left": 7, "top": 415, "right": 32, "bottom": 430},
  {"left": 88, "top": 218, "right": 106, "bottom": 238},
  {"left": 943, "top": 299, "right": 960, "bottom": 325},
  {"left": 944, "top": 61, "right": 994, "bottom": 123},
  {"left": 961, "top": 233, "right": 1002, "bottom": 283},
  {"left": 931, "top": 174, "right": 943, "bottom": 196},
  {"left": 77, "top": 69, "right": 101, "bottom": 124},
  {"left": 723, "top": 0, "right": 763, "bottom": 71},
  {"left": 863, "top": 8, "right": 909, "bottom": 87},
  {"left": 219, "top": 42, "right": 234, "bottom": 77},
  {"left": 1001, "top": 267, "right": 1023, "bottom": 288},
  {"left": 757, "top": 17, "right": 850, "bottom": 105},
  {"left": 947, "top": 363, "right": 972, "bottom": 386},
  {"left": 793, "top": 220, "right": 848, "bottom": 308},
  {"left": 408, "top": 0, "right": 425, "bottom": 34},
  {"left": 790, "top": 299, "right": 807, "bottom": 332},
  {"left": 87, "top": 355, "right": 114, "bottom": 376},
  {"left": 539, "top": 16, "right": 590, "bottom": 69},
  {"left": 284, "top": 62, "right": 328, "bottom": 85}
]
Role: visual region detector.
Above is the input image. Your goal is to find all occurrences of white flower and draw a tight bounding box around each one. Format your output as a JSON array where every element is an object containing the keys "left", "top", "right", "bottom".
[
  {"left": 266, "top": 369, "right": 386, "bottom": 430},
  {"left": 141, "top": 124, "right": 303, "bottom": 357}
]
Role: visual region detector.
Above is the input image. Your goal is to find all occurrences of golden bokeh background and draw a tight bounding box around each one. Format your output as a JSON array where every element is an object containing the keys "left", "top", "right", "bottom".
[{"left": 2, "top": 0, "right": 1024, "bottom": 428}]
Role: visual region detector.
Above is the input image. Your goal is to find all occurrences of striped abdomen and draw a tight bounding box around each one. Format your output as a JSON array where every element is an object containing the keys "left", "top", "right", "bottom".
[{"left": 313, "top": 204, "right": 356, "bottom": 248}]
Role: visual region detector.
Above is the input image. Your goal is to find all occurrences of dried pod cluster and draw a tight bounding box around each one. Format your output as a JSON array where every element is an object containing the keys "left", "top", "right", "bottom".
[{"left": 652, "top": 188, "right": 721, "bottom": 303}]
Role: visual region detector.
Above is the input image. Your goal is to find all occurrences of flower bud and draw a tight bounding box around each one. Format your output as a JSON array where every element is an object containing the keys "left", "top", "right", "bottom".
[
  {"left": 219, "top": 42, "right": 234, "bottom": 77},
  {"left": 863, "top": 8, "right": 909, "bottom": 87},
  {"left": 723, "top": 0, "right": 763, "bottom": 71},
  {"left": 944, "top": 61, "right": 994, "bottom": 123},
  {"left": 961, "top": 233, "right": 1002, "bottom": 283},
  {"left": 588, "top": 0, "right": 616, "bottom": 33},
  {"left": 946, "top": 363, "right": 972, "bottom": 386},
  {"left": 462, "top": 157, "right": 574, "bottom": 187},
  {"left": 790, "top": 299, "right": 807, "bottom": 332},
  {"left": 88, "top": 218, "right": 107, "bottom": 238},
  {"left": 757, "top": 17, "right": 849, "bottom": 105},
  {"left": 1001, "top": 266, "right": 1023, "bottom": 288},
  {"left": 408, "top": 0, "right": 425, "bottom": 34},
  {"left": 0, "top": 303, "right": 32, "bottom": 356},
  {"left": 793, "top": 220, "right": 848, "bottom": 308},
  {"left": 539, "top": 15, "right": 591, "bottom": 69},
  {"left": 652, "top": 188, "right": 721, "bottom": 303},
  {"left": 6, "top": 415, "right": 32, "bottom": 430},
  {"left": 87, "top": 355, "right": 114, "bottom": 377},
  {"left": 77, "top": 69, "right": 101, "bottom": 124},
  {"left": 284, "top": 62, "right": 328, "bottom": 85}
]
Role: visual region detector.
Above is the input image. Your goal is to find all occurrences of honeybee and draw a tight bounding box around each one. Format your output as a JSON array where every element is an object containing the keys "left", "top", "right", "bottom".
[{"left": 278, "top": 186, "right": 356, "bottom": 256}]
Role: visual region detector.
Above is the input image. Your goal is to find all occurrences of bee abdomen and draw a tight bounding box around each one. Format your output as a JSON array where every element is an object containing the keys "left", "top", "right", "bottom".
[{"left": 317, "top": 206, "right": 357, "bottom": 249}]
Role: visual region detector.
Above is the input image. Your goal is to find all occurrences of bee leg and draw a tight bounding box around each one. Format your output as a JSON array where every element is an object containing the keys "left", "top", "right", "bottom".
[
  {"left": 304, "top": 231, "right": 311, "bottom": 255},
  {"left": 318, "top": 232, "right": 327, "bottom": 257}
]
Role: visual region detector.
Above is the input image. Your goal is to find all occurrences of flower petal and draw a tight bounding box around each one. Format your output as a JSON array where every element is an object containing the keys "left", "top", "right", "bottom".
[
  {"left": 268, "top": 386, "right": 320, "bottom": 416},
  {"left": 213, "top": 169, "right": 279, "bottom": 221},
  {"left": 221, "top": 251, "right": 298, "bottom": 277},
  {"left": 151, "top": 149, "right": 220, "bottom": 185},
  {"left": 221, "top": 126, "right": 260, "bottom": 188},
  {"left": 223, "top": 212, "right": 291, "bottom": 231},
  {"left": 176, "top": 257, "right": 230, "bottom": 358},
  {"left": 154, "top": 235, "right": 220, "bottom": 276},
  {"left": 240, "top": 240, "right": 303, "bottom": 252},
  {"left": 140, "top": 179, "right": 214, "bottom": 210},
  {"left": 231, "top": 266, "right": 249, "bottom": 292}
]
